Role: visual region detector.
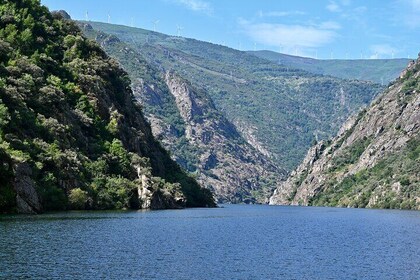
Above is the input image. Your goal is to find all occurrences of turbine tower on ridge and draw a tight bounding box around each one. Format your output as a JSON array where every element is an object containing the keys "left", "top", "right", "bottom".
[
  {"left": 152, "top": 20, "right": 159, "bottom": 32},
  {"left": 176, "top": 25, "right": 184, "bottom": 37}
]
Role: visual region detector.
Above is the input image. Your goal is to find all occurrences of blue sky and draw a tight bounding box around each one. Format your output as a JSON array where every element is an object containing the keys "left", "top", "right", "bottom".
[{"left": 41, "top": 0, "right": 419, "bottom": 59}]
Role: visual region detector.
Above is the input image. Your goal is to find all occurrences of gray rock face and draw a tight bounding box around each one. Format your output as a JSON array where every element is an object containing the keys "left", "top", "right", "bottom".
[
  {"left": 13, "top": 163, "right": 42, "bottom": 214},
  {"left": 270, "top": 55, "right": 420, "bottom": 209},
  {"left": 138, "top": 171, "right": 153, "bottom": 209},
  {"left": 137, "top": 167, "right": 186, "bottom": 210},
  {"left": 160, "top": 72, "right": 286, "bottom": 203},
  {"left": 149, "top": 189, "right": 185, "bottom": 210},
  {"left": 51, "top": 10, "right": 71, "bottom": 20}
]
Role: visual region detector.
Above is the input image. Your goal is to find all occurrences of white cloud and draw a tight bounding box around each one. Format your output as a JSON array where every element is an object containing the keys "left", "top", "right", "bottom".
[
  {"left": 340, "top": 0, "right": 352, "bottom": 6},
  {"left": 387, "top": 0, "right": 420, "bottom": 28},
  {"left": 257, "top": 10, "right": 306, "bottom": 17},
  {"left": 173, "top": 0, "right": 213, "bottom": 14},
  {"left": 239, "top": 19, "right": 337, "bottom": 49},
  {"left": 407, "top": 0, "right": 420, "bottom": 10},
  {"left": 318, "top": 21, "right": 341, "bottom": 30},
  {"left": 327, "top": 0, "right": 361, "bottom": 16},
  {"left": 396, "top": 0, "right": 420, "bottom": 27},
  {"left": 369, "top": 44, "right": 397, "bottom": 59},
  {"left": 326, "top": 1, "right": 341, "bottom": 12},
  {"left": 338, "top": 5, "right": 367, "bottom": 30},
  {"left": 352, "top": 6, "right": 367, "bottom": 13}
]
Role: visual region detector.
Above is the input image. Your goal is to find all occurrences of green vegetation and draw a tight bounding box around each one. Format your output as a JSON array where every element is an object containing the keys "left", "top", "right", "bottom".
[
  {"left": 0, "top": 0, "right": 214, "bottom": 213},
  {"left": 80, "top": 28, "right": 287, "bottom": 203},
  {"left": 250, "top": 50, "right": 410, "bottom": 84},
  {"left": 271, "top": 54, "right": 419, "bottom": 210},
  {"left": 83, "top": 31, "right": 201, "bottom": 173},
  {"left": 401, "top": 61, "right": 420, "bottom": 94},
  {"left": 329, "top": 136, "right": 372, "bottom": 172},
  {"left": 0, "top": 147, "right": 15, "bottom": 211},
  {"left": 68, "top": 188, "right": 88, "bottom": 209},
  {"left": 82, "top": 21, "right": 383, "bottom": 170},
  {"left": 311, "top": 137, "right": 420, "bottom": 209}
]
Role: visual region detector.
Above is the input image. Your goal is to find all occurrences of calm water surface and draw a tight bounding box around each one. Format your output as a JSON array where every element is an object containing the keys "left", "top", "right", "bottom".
[{"left": 1, "top": 205, "right": 419, "bottom": 279}]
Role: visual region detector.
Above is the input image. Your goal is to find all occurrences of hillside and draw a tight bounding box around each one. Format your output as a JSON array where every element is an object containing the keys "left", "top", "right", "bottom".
[
  {"left": 0, "top": 1, "right": 214, "bottom": 213},
  {"left": 270, "top": 55, "right": 420, "bottom": 210},
  {"left": 80, "top": 21, "right": 383, "bottom": 172},
  {"left": 80, "top": 25, "right": 286, "bottom": 203},
  {"left": 250, "top": 50, "right": 410, "bottom": 85}
]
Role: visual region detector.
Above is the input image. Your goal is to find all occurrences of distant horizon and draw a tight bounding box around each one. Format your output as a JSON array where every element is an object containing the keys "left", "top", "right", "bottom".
[
  {"left": 80, "top": 19, "right": 414, "bottom": 61},
  {"left": 41, "top": 0, "right": 420, "bottom": 60}
]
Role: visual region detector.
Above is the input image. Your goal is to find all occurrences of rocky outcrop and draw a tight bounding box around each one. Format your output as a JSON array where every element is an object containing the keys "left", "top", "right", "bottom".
[
  {"left": 159, "top": 72, "right": 286, "bottom": 203},
  {"left": 0, "top": 1, "right": 215, "bottom": 213},
  {"left": 51, "top": 10, "right": 71, "bottom": 20},
  {"left": 136, "top": 167, "right": 185, "bottom": 209},
  {"left": 137, "top": 171, "right": 153, "bottom": 209},
  {"left": 86, "top": 29, "right": 287, "bottom": 204},
  {"left": 13, "top": 163, "right": 42, "bottom": 214},
  {"left": 270, "top": 55, "right": 420, "bottom": 210},
  {"left": 83, "top": 20, "right": 385, "bottom": 176}
]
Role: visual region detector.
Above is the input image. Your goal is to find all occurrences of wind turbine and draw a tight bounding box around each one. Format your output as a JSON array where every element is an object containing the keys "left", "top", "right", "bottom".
[
  {"left": 107, "top": 13, "right": 110, "bottom": 24},
  {"left": 152, "top": 20, "right": 159, "bottom": 32},
  {"left": 254, "top": 42, "right": 256, "bottom": 51},
  {"left": 131, "top": 17, "right": 134, "bottom": 27},
  {"left": 176, "top": 25, "right": 184, "bottom": 37},
  {"left": 85, "top": 10, "right": 89, "bottom": 21}
]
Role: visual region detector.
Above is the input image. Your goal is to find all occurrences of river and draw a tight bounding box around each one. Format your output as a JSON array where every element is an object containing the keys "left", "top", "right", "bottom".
[{"left": 1, "top": 204, "right": 419, "bottom": 279}]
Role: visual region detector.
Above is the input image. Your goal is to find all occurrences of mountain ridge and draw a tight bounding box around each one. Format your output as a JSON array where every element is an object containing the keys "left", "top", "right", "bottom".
[
  {"left": 80, "top": 21, "right": 384, "bottom": 171},
  {"left": 82, "top": 25, "right": 286, "bottom": 203},
  {"left": 78, "top": 20, "right": 399, "bottom": 203},
  {"left": 249, "top": 50, "right": 410, "bottom": 85},
  {"left": 0, "top": 1, "right": 214, "bottom": 213},
  {"left": 270, "top": 55, "right": 420, "bottom": 210}
]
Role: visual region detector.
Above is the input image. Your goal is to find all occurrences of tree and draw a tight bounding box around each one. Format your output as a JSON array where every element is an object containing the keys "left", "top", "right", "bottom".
[{"left": 68, "top": 188, "right": 88, "bottom": 210}]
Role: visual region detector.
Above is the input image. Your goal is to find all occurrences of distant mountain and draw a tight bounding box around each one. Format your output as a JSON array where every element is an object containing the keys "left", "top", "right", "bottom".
[
  {"left": 249, "top": 50, "right": 410, "bottom": 85},
  {"left": 0, "top": 1, "right": 214, "bottom": 213},
  {"left": 77, "top": 21, "right": 386, "bottom": 203},
  {"left": 80, "top": 21, "right": 383, "bottom": 173},
  {"left": 270, "top": 55, "right": 420, "bottom": 210},
  {"left": 81, "top": 26, "right": 286, "bottom": 203}
]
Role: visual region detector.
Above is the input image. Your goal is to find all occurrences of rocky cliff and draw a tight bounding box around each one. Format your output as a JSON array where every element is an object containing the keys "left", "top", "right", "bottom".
[
  {"left": 162, "top": 72, "right": 286, "bottom": 203},
  {"left": 0, "top": 1, "right": 214, "bottom": 213},
  {"left": 270, "top": 56, "right": 419, "bottom": 210},
  {"left": 82, "top": 21, "right": 383, "bottom": 172},
  {"left": 82, "top": 28, "right": 286, "bottom": 203}
]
